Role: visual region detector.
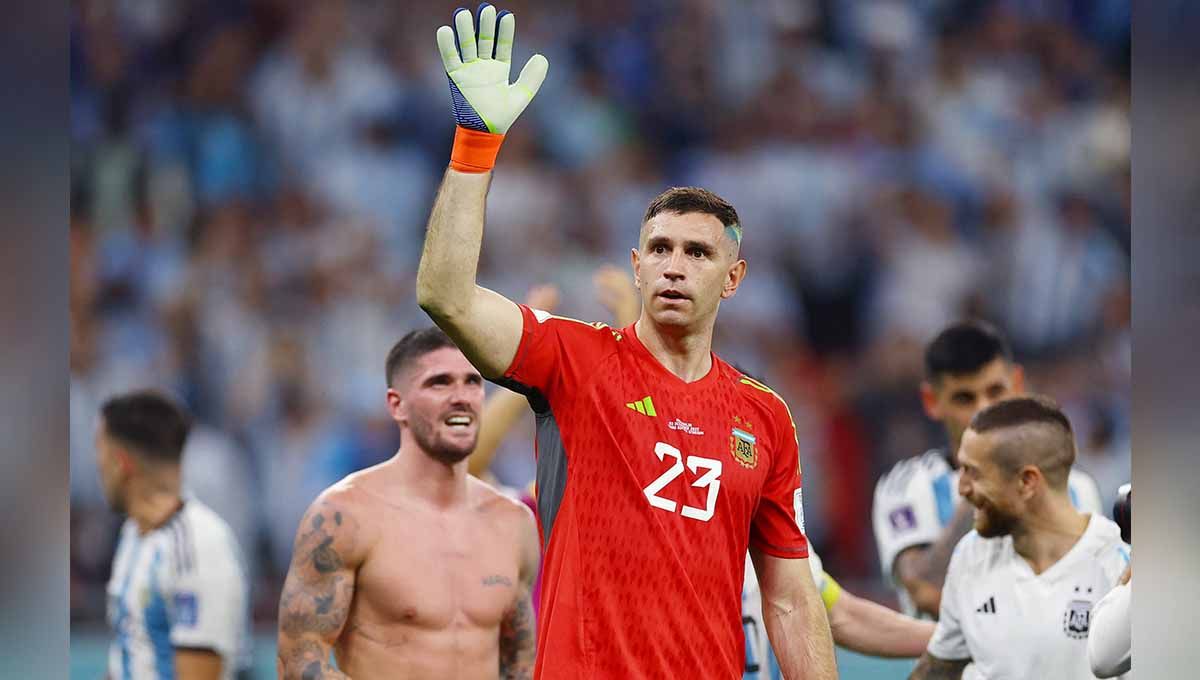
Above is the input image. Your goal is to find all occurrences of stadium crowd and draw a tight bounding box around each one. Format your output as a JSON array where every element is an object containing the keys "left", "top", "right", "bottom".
[{"left": 70, "top": 0, "right": 1130, "bottom": 626}]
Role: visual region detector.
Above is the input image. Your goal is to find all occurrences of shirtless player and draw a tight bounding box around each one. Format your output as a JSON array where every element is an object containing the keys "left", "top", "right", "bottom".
[{"left": 275, "top": 328, "right": 540, "bottom": 679}]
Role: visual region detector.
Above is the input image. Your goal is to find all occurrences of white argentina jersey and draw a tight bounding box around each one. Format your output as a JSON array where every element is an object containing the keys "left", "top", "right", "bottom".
[
  {"left": 873, "top": 449, "right": 1104, "bottom": 617},
  {"left": 928, "top": 515, "right": 1131, "bottom": 680},
  {"left": 106, "top": 500, "right": 249, "bottom": 680}
]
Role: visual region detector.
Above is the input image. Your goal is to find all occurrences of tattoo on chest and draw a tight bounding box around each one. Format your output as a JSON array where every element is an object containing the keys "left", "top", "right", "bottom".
[{"left": 482, "top": 574, "right": 514, "bottom": 587}]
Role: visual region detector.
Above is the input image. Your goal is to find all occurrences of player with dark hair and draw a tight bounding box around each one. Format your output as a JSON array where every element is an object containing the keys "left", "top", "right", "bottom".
[
  {"left": 873, "top": 321, "right": 1103, "bottom": 618},
  {"left": 416, "top": 7, "right": 835, "bottom": 677},
  {"left": 909, "top": 396, "right": 1130, "bottom": 679},
  {"left": 275, "top": 327, "right": 539, "bottom": 680},
  {"left": 98, "top": 390, "right": 250, "bottom": 679}
]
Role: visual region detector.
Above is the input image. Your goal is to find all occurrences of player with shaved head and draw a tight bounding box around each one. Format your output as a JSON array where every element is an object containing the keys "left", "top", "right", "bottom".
[{"left": 909, "top": 396, "right": 1130, "bottom": 680}]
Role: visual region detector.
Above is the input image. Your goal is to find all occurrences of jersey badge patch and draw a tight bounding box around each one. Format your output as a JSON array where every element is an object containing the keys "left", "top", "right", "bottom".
[
  {"left": 889, "top": 505, "right": 918, "bottom": 532},
  {"left": 1063, "top": 587, "right": 1094, "bottom": 639},
  {"left": 731, "top": 416, "right": 758, "bottom": 469},
  {"left": 174, "top": 591, "right": 199, "bottom": 627}
]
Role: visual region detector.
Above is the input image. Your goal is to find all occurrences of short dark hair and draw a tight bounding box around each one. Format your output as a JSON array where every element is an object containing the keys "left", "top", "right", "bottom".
[
  {"left": 968, "top": 395, "right": 1075, "bottom": 488},
  {"left": 643, "top": 187, "right": 741, "bottom": 232},
  {"left": 385, "top": 327, "right": 458, "bottom": 388},
  {"left": 100, "top": 390, "right": 192, "bottom": 463},
  {"left": 924, "top": 320, "right": 1012, "bottom": 383}
]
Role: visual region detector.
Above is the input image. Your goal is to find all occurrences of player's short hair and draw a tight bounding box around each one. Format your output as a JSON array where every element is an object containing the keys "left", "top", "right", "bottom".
[
  {"left": 385, "top": 327, "right": 459, "bottom": 388},
  {"left": 643, "top": 187, "right": 741, "bottom": 241},
  {"left": 100, "top": 390, "right": 192, "bottom": 464},
  {"left": 968, "top": 395, "right": 1076, "bottom": 489},
  {"left": 924, "top": 320, "right": 1012, "bottom": 384}
]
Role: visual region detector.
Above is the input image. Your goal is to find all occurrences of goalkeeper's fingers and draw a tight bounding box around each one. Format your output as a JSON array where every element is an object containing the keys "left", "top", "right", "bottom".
[
  {"left": 453, "top": 8, "right": 478, "bottom": 62},
  {"left": 495, "top": 10, "right": 515, "bottom": 64},
  {"left": 514, "top": 54, "right": 549, "bottom": 100},
  {"left": 476, "top": 4, "right": 497, "bottom": 60},
  {"left": 436, "top": 25, "right": 463, "bottom": 73}
]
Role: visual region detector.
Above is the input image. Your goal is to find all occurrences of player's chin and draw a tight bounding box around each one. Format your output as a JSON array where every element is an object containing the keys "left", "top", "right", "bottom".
[{"left": 647, "top": 305, "right": 693, "bottom": 327}]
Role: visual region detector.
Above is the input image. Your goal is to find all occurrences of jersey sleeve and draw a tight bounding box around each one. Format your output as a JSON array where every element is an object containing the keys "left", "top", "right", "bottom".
[
  {"left": 872, "top": 463, "right": 942, "bottom": 582},
  {"left": 749, "top": 398, "right": 809, "bottom": 559},
  {"left": 500, "top": 304, "right": 618, "bottom": 406},
  {"left": 1088, "top": 578, "right": 1132, "bottom": 678},
  {"left": 163, "top": 530, "right": 247, "bottom": 658},
  {"left": 1068, "top": 469, "right": 1105, "bottom": 515},
  {"left": 926, "top": 535, "right": 973, "bottom": 661}
]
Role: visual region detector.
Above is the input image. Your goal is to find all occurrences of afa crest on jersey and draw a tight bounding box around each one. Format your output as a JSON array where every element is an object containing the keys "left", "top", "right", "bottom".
[
  {"left": 730, "top": 416, "right": 758, "bottom": 469},
  {"left": 1063, "top": 598, "right": 1092, "bottom": 639}
]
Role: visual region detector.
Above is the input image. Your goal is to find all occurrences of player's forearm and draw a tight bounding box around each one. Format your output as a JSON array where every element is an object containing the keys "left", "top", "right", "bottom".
[
  {"left": 471, "top": 387, "right": 531, "bottom": 477},
  {"left": 830, "top": 592, "right": 935, "bottom": 658},
  {"left": 276, "top": 636, "right": 350, "bottom": 680},
  {"left": 908, "top": 652, "right": 968, "bottom": 680},
  {"left": 922, "top": 504, "right": 974, "bottom": 585},
  {"left": 416, "top": 169, "right": 492, "bottom": 321},
  {"left": 764, "top": 587, "right": 838, "bottom": 679}
]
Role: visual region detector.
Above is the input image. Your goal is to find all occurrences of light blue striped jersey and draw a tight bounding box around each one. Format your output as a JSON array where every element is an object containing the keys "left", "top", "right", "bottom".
[{"left": 106, "top": 499, "right": 249, "bottom": 680}]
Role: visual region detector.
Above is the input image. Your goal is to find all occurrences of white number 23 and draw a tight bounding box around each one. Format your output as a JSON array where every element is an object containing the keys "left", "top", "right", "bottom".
[{"left": 643, "top": 441, "right": 723, "bottom": 522}]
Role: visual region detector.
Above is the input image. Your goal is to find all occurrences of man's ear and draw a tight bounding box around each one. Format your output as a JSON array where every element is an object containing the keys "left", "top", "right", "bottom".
[
  {"left": 1018, "top": 465, "right": 1042, "bottom": 497},
  {"left": 386, "top": 388, "right": 405, "bottom": 424},
  {"left": 720, "top": 259, "right": 747, "bottom": 300},
  {"left": 630, "top": 247, "right": 641, "bottom": 289},
  {"left": 920, "top": 381, "right": 941, "bottom": 420},
  {"left": 1011, "top": 363, "right": 1026, "bottom": 393}
]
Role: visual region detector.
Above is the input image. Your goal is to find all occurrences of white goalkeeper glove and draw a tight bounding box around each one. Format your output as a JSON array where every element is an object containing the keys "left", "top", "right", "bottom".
[{"left": 437, "top": 5, "right": 549, "bottom": 172}]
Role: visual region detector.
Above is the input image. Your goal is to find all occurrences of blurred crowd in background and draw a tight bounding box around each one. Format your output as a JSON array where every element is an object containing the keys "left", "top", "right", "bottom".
[{"left": 69, "top": 0, "right": 1130, "bottom": 626}]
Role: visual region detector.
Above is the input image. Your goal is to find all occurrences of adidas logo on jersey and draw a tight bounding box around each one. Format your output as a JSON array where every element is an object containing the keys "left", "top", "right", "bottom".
[
  {"left": 975, "top": 596, "right": 997, "bottom": 614},
  {"left": 626, "top": 396, "right": 657, "bottom": 416}
]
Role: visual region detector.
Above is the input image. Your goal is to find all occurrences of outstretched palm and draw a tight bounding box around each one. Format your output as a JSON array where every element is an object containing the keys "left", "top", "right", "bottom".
[{"left": 436, "top": 5, "right": 548, "bottom": 135}]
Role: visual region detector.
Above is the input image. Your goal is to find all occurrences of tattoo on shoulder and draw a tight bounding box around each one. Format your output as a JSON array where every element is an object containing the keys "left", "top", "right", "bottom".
[
  {"left": 908, "top": 653, "right": 969, "bottom": 680},
  {"left": 483, "top": 574, "right": 514, "bottom": 587}
]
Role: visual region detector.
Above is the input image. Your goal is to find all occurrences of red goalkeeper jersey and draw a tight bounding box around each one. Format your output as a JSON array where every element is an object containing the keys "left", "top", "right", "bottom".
[{"left": 498, "top": 304, "right": 810, "bottom": 679}]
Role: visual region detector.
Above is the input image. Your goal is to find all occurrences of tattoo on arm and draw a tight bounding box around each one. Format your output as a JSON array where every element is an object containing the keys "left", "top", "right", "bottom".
[
  {"left": 499, "top": 593, "right": 535, "bottom": 680},
  {"left": 277, "top": 503, "right": 358, "bottom": 680},
  {"left": 908, "top": 652, "right": 969, "bottom": 680},
  {"left": 500, "top": 510, "right": 539, "bottom": 680}
]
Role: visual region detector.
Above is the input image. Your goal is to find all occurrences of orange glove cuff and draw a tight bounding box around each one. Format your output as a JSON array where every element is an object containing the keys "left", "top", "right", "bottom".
[{"left": 449, "top": 125, "right": 506, "bottom": 173}]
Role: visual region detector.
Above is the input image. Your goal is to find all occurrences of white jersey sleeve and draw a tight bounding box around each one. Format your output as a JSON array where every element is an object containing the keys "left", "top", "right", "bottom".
[
  {"left": 873, "top": 453, "right": 947, "bottom": 581},
  {"left": 163, "top": 507, "right": 249, "bottom": 661},
  {"left": 1089, "top": 577, "right": 1131, "bottom": 678},
  {"left": 1067, "top": 468, "right": 1105, "bottom": 516},
  {"left": 926, "top": 533, "right": 974, "bottom": 661}
]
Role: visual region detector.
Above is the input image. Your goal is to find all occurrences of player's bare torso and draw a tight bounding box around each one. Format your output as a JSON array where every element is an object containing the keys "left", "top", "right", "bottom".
[{"left": 332, "top": 472, "right": 529, "bottom": 679}]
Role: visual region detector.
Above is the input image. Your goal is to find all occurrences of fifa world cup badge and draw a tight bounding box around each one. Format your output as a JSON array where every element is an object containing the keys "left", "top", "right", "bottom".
[{"left": 731, "top": 416, "right": 758, "bottom": 469}]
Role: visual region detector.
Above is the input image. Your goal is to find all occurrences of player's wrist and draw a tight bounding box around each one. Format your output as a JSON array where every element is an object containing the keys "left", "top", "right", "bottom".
[{"left": 450, "top": 125, "right": 506, "bottom": 173}]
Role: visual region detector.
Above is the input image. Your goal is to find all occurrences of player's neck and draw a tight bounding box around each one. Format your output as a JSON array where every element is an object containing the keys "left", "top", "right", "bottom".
[
  {"left": 634, "top": 316, "right": 714, "bottom": 383},
  {"left": 127, "top": 480, "right": 184, "bottom": 534},
  {"left": 392, "top": 444, "right": 470, "bottom": 508},
  {"left": 1011, "top": 497, "right": 1090, "bottom": 575}
]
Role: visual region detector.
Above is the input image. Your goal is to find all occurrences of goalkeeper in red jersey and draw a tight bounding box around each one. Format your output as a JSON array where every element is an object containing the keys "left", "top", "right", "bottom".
[{"left": 416, "top": 6, "right": 837, "bottom": 679}]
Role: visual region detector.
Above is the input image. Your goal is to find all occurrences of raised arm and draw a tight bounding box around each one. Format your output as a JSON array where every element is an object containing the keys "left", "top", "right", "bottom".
[
  {"left": 470, "top": 285, "right": 559, "bottom": 476},
  {"left": 276, "top": 495, "right": 366, "bottom": 680},
  {"left": 416, "top": 6, "right": 548, "bottom": 379},
  {"left": 499, "top": 506, "right": 540, "bottom": 679},
  {"left": 750, "top": 548, "right": 838, "bottom": 679}
]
